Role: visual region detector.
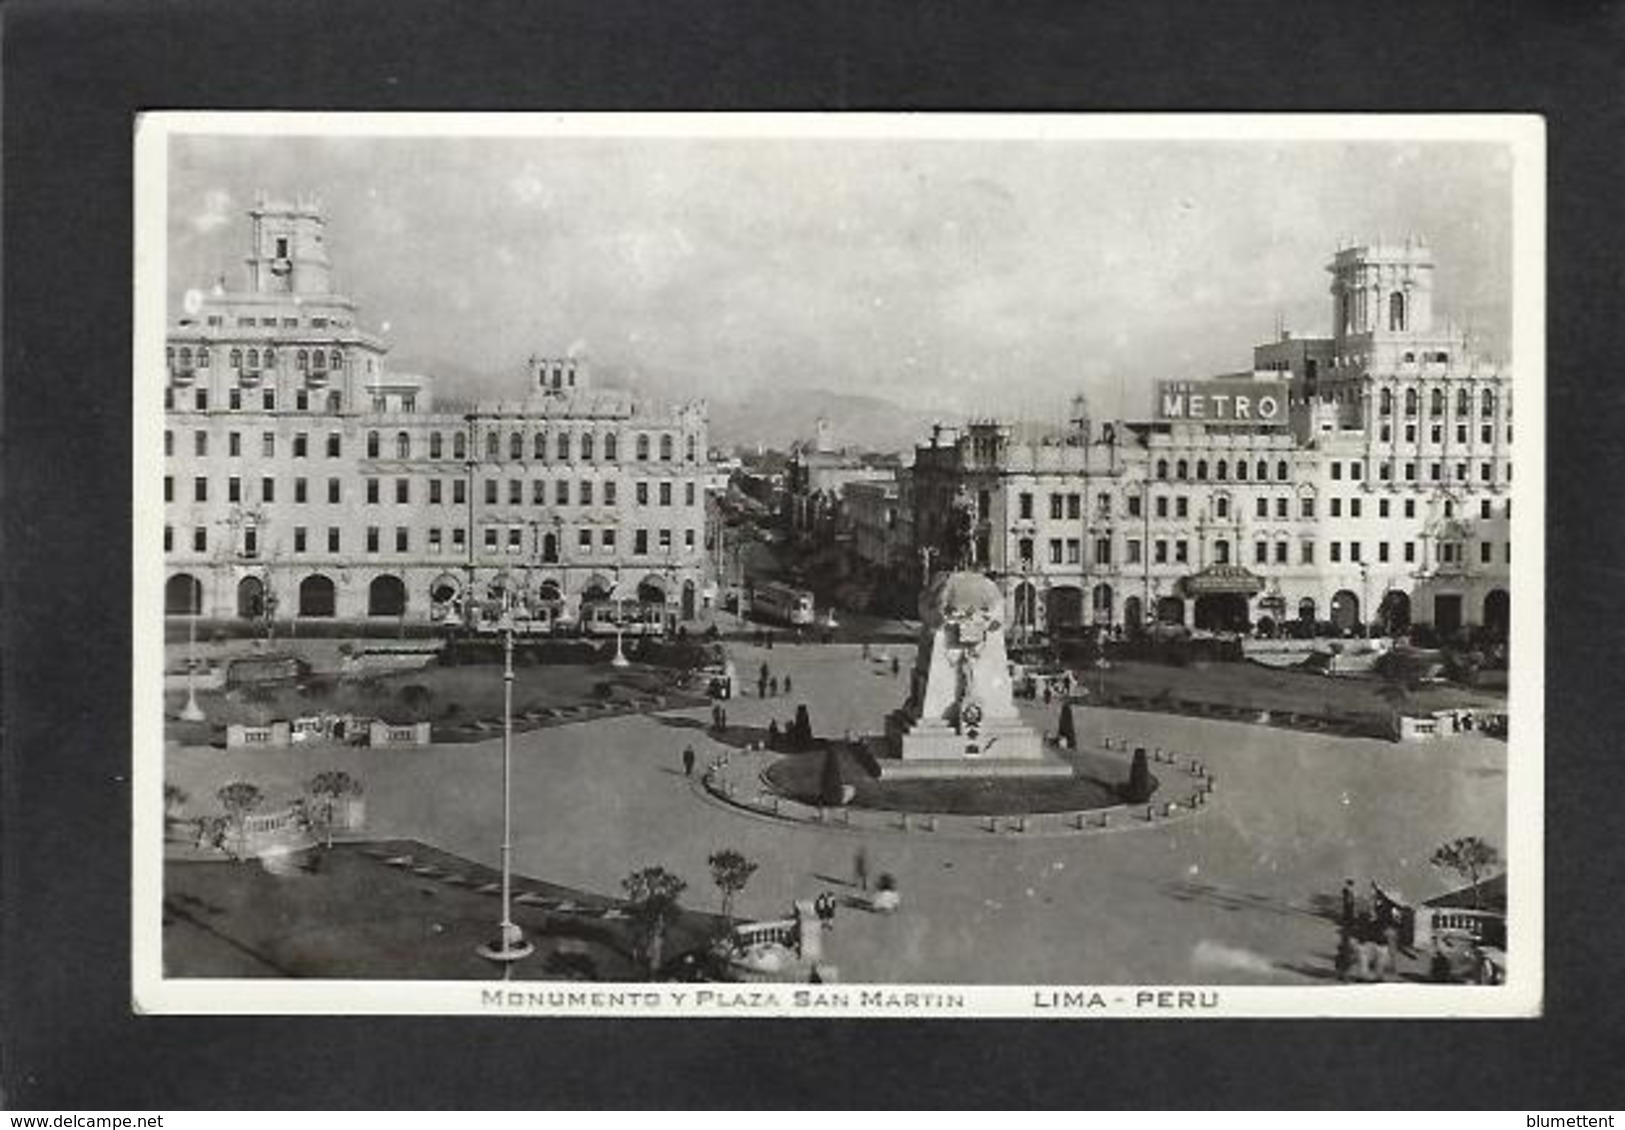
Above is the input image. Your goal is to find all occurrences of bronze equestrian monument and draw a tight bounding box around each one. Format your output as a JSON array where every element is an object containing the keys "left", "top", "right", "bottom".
[{"left": 882, "top": 569, "right": 1073, "bottom": 780}]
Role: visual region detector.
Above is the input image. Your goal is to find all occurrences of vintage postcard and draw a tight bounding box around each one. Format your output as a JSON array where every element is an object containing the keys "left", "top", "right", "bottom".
[{"left": 133, "top": 112, "right": 1544, "bottom": 1017}]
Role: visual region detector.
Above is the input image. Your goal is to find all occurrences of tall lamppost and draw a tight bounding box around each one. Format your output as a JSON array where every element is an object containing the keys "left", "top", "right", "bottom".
[
  {"left": 1359, "top": 561, "right": 1372, "bottom": 640},
  {"left": 611, "top": 566, "right": 630, "bottom": 668},
  {"left": 478, "top": 586, "right": 533, "bottom": 965},
  {"left": 180, "top": 579, "right": 206, "bottom": 722}
]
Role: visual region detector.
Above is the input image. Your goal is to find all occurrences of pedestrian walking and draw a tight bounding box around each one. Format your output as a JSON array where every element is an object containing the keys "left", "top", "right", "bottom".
[
  {"left": 718, "top": 705, "right": 728, "bottom": 731},
  {"left": 861, "top": 641, "right": 871, "bottom": 661},
  {"left": 854, "top": 845, "right": 869, "bottom": 892},
  {"left": 890, "top": 654, "right": 900, "bottom": 676},
  {"left": 682, "top": 745, "right": 695, "bottom": 777},
  {"left": 784, "top": 674, "right": 793, "bottom": 695},
  {"left": 766, "top": 630, "right": 774, "bottom": 649},
  {"left": 769, "top": 675, "right": 780, "bottom": 697},
  {"left": 758, "top": 661, "right": 769, "bottom": 699}
]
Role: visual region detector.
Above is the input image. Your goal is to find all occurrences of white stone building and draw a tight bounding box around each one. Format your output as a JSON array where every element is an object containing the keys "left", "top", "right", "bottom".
[{"left": 162, "top": 196, "right": 713, "bottom": 627}]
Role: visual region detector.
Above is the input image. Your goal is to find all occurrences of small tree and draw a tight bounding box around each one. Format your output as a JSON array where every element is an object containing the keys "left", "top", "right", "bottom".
[
  {"left": 707, "top": 848, "right": 759, "bottom": 927},
  {"left": 305, "top": 770, "right": 363, "bottom": 848},
  {"left": 622, "top": 866, "right": 688, "bottom": 978},
  {"left": 215, "top": 781, "right": 264, "bottom": 861},
  {"left": 820, "top": 748, "right": 847, "bottom": 807},
  {"left": 1057, "top": 700, "right": 1077, "bottom": 748},
  {"left": 1122, "top": 748, "right": 1153, "bottom": 804},
  {"left": 164, "top": 783, "right": 189, "bottom": 818},
  {"left": 1430, "top": 836, "right": 1501, "bottom": 909},
  {"left": 793, "top": 704, "right": 813, "bottom": 751}
]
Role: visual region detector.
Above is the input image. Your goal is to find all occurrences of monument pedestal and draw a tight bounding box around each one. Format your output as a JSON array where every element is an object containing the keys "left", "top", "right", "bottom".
[{"left": 878, "top": 570, "right": 1074, "bottom": 782}]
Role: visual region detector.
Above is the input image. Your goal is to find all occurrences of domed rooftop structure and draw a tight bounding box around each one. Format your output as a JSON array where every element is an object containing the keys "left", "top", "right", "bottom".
[{"left": 919, "top": 570, "right": 1004, "bottom": 628}]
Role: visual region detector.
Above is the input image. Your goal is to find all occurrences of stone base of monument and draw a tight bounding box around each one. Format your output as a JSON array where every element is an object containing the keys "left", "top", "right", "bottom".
[{"left": 880, "top": 711, "right": 1074, "bottom": 779}]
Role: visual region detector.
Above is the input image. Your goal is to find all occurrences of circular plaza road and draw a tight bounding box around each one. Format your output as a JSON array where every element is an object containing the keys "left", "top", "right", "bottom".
[{"left": 166, "top": 642, "right": 1508, "bottom": 985}]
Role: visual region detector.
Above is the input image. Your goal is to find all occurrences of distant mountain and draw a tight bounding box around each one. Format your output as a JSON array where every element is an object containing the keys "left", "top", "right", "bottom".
[
  {"left": 708, "top": 387, "right": 942, "bottom": 455},
  {"left": 397, "top": 355, "right": 945, "bottom": 456}
]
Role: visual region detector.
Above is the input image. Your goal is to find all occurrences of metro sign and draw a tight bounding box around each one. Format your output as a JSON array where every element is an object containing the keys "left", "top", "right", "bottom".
[{"left": 1155, "top": 379, "right": 1288, "bottom": 426}]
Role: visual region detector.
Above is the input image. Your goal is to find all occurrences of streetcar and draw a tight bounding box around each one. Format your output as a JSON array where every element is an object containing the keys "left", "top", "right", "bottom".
[
  {"left": 748, "top": 582, "right": 816, "bottom": 627},
  {"left": 579, "top": 598, "right": 667, "bottom": 637}
]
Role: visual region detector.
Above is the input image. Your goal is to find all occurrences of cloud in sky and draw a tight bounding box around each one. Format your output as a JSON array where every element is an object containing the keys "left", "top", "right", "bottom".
[{"left": 165, "top": 131, "right": 1513, "bottom": 421}]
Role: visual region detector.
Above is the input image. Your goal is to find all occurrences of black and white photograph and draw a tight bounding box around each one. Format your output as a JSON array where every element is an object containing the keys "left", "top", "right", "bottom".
[{"left": 133, "top": 113, "right": 1543, "bottom": 1017}]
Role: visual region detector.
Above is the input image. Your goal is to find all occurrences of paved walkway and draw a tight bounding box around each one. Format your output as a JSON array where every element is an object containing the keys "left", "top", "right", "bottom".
[{"left": 164, "top": 641, "right": 1508, "bottom": 984}]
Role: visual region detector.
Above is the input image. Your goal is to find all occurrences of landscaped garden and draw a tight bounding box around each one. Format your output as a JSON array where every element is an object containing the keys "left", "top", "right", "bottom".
[
  {"left": 164, "top": 654, "right": 706, "bottom": 747},
  {"left": 163, "top": 839, "right": 726, "bottom": 981},
  {"left": 1078, "top": 657, "right": 1505, "bottom": 727}
]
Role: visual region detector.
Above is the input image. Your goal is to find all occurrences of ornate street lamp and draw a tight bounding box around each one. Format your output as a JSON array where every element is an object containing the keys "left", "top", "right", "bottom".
[{"left": 478, "top": 585, "right": 534, "bottom": 966}]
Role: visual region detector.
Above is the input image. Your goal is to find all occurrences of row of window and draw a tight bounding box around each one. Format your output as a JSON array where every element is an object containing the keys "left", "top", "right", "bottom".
[
  {"left": 1377, "top": 387, "right": 1504, "bottom": 419},
  {"left": 1154, "top": 457, "right": 1294, "bottom": 483},
  {"left": 197, "top": 313, "right": 340, "bottom": 330},
  {"left": 1375, "top": 422, "right": 1512, "bottom": 446},
  {"left": 169, "top": 430, "right": 346, "bottom": 460},
  {"left": 163, "top": 473, "right": 702, "bottom": 509},
  {"left": 165, "top": 388, "right": 345, "bottom": 413},
  {"left": 464, "top": 429, "right": 699, "bottom": 465},
  {"left": 1009, "top": 534, "right": 1513, "bottom": 571},
  {"left": 1329, "top": 539, "right": 1511, "bottom": 566},
  {"left": 166, "top": 424, "right": 704, "bottom": 465},
  {"left": 164, "top": 524, "right": 698, "bottom": 557},
  {"left": 168, "top": 345, "right": 350, "bottom": 373}
]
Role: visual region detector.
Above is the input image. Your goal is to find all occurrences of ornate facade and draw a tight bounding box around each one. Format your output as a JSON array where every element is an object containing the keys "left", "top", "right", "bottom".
[
  {"left": 910, "top": 238, "right": 1514, "bottom": 638},
  {"left": 162, "top": 197, "right": 713, "bottom": 626}
]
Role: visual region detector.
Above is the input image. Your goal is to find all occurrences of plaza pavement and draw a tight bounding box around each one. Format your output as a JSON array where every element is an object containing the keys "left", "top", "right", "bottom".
[{"left": 163, "top": 641, "right": 1507, "bottom": 984}]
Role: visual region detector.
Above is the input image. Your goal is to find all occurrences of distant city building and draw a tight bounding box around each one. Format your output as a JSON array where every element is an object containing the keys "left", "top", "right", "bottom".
[
  {"left": 909, "top": 238, "right": 1513, "bottom": 638},
  {"left": 163, "top": 196, "right": 713, "bottom": 626},
  {"left": 784, "top": 419, "right": 902, "bottom": 545}
]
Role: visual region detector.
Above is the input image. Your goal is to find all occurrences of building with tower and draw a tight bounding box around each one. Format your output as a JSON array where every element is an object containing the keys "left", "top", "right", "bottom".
[
  {"left": 908, "top": 237, "right": 1513, "bottom": 641},
  {"left": 162, "top": 195, "right": 714, "bottom": 629}
]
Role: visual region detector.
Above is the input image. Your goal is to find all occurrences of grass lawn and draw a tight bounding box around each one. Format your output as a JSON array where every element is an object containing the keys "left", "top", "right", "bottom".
[
  {"left": 761, "top": 744, "right": 1141, "bottom": 816},
  {"left": 1084, "top": 658, "right": 1505, "bottom": 720},
  {"left": 164, "top": 839, "right": 724, "bottom": 981}
]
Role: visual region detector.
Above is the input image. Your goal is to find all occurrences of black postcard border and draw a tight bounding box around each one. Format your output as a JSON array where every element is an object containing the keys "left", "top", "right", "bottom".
[{"left": 3, "top": 0, "right": 1621, "bottom": 1110}]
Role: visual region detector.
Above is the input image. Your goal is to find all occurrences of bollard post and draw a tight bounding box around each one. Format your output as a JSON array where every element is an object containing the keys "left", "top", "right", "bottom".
[
  {"left": 1099, "top": 812, "right": 1110, "bottom": 829},
  {"left": 1145, "top": 804, "right": 1156, "bottom": 823},
  {"left": 1074, "top": 811, "right": 1086, "bottom": 831}
]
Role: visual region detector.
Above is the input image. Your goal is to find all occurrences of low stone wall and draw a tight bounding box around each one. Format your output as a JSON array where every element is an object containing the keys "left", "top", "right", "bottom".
[
  {"left": 368, "top": 720, "right": 432, "bottom": 747},
  {"left": 698, "top": 745, "right": 1212, "bottom": 840},
  {"left": 225, "top": 720, "right": 292, "bottom": 749}
]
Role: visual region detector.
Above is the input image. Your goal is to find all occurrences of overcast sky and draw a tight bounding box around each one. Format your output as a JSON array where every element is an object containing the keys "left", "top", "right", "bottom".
[{"left": 167, "top": 132, "right": 1512, "bottom": 421}]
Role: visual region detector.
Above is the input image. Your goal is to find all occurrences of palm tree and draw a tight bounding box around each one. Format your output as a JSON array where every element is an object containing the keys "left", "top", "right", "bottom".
[
  {"left": 304, "top": 770, "right": 363, "bottom": 849},
  {"left": 215, "top": 781, "right": 264, "bottom": 861},
  {"left": 707, "top": 848, "right": 759, "bottom": 929},
  {"left": 622, "top": 866, "right": 688, "bottom": 978},
  {"left": 1430, "top": 837, "right": 1501, "bottom": 910}
]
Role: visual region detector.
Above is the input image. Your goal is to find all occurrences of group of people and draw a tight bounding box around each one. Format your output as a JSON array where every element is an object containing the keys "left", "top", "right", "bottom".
[{"left": 756, "top": 662, "right": 792, "bottom": 699}]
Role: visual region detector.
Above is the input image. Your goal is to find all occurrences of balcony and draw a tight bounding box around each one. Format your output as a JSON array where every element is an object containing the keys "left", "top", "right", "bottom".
[
  {"left": 305, "top": 368, "right": 330, "bottom": 389},
  {"left": 169, "top": 365, "right": 196, "bottom": 386},
  {"left": 238, "top": 368, "right": 263, "bottom": 387}
]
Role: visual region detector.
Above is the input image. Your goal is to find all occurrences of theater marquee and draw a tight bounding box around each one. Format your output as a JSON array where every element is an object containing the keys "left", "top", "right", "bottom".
[{"left": 1155, "top": 379, "right": 1289, "bottom": 425}]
